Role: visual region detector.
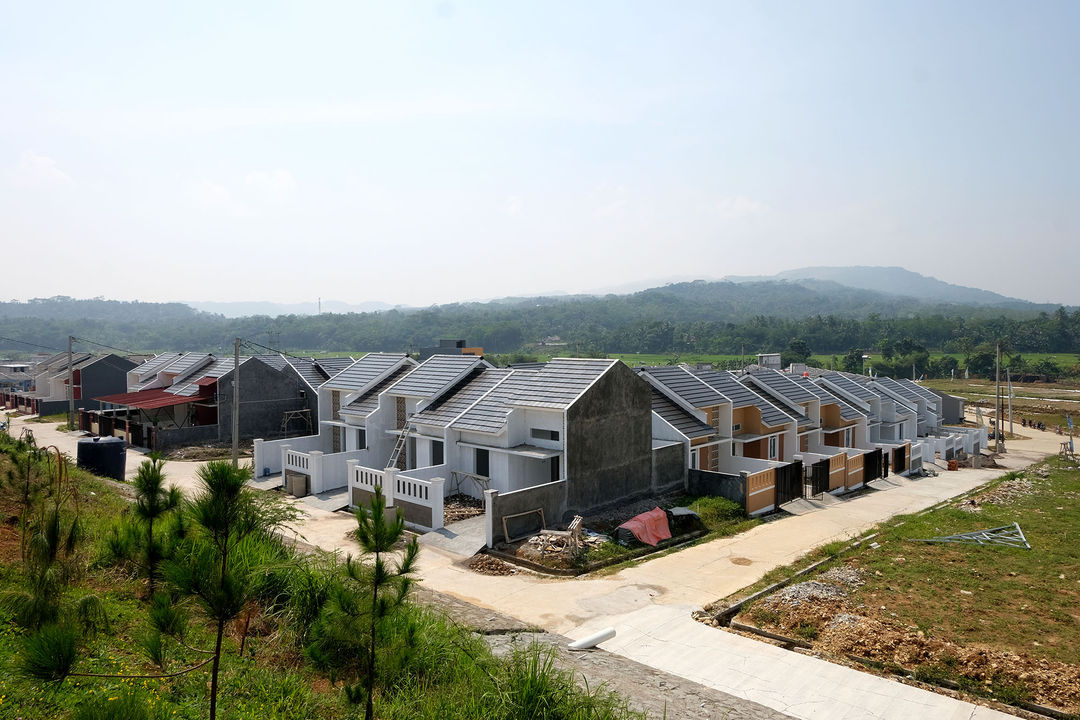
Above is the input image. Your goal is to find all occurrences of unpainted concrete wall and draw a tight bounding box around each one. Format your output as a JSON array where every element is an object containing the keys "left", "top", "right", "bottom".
[
  {"left": 487, "top": 480, "right": 567, "bottom": 543},
  {"left": 652, "top": 443, "right": 685, "bottom": 492},
  {"left": 565, "top": 362, "right": 652, "bottom": 515},
  {"left": 687, "top": 469, "right": 745, "bottom": 507},
  {"left": 218, "top": 358, "right": 311, "bottom": 444}
]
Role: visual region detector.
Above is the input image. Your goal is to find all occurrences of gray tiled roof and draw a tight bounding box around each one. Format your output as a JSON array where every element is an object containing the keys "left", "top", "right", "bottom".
[
  {"left": 411, "top": 368, "right": 513, "bottom": 428},
  {"left": 343, "top": 364, "right": 415, "bottom": 417},
  {"left": 450, "top": 370, "right": 539, "bottom": 434},
  {"left": 130, "top": 352, "right": 181, "bottom": 379},
  {"left": 252, "top": 354, "right": 288, "bottom": 372},
  {"left": 747, "top": 369, "right": 817, "bottom": 403},
  {"left": 167, "top": 357, "right": 247, "bottom": 396},
  {"left": 325, "top": 353, "right": 410, "bottom": 392},
  {"left": 314, "top": 357, "right": 354, "bottom": 376},
  {"left": 820, "top": 372, "right": 879, "bottom": 403},
  {"left": 386, "top": 354, "right": 485, "bottom": 399},
  {"left": 167, "top": 353, "right": 213, "bottom": 379},
  {"left": 693, "top": 369, "right": 795, "bottom": 428},
  {"left": 507, "top": 358, "right": 616, "bottom": 409},
  {"left": 788, "top": 374, "right": 865, "bottom": 421},
  {"left": 650, "top": 388, "right": 716, "bottom": 440},
  {"left": 744, "top": 384, "right": 812, "bottom": 429},
  {"left": 638, "top": 365, "right": 728, "bottom": 409},
  {"left": 898, "top": 378, "right": 941, "bottom": 404},
  {"left": 447, "top": 359, "right": 616, "bottom": 433}
]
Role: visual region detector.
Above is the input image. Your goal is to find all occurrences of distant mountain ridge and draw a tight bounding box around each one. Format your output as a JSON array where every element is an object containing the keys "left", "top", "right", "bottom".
[
  {"left": 723, "top": 266, "right": 1045, "bottom": 309},
  {"left": 186, "top": 300, "right": 400, "bottom": 317}
]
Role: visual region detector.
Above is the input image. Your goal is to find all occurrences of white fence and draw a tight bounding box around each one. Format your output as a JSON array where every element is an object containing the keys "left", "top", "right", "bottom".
[
  {"left": 254, "top": 433, "right": 323, "bottom": 477},
  {"left": 349, "top": 462, "right": 445, "bottom": 532},
  {"left": 281, "top": 447, "right": 367, "bottom": 494}
]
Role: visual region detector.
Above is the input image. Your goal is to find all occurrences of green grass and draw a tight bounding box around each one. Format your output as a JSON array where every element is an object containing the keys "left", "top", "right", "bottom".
[{"left": 0, "top": 435, "right": 651, "bottom": 720}]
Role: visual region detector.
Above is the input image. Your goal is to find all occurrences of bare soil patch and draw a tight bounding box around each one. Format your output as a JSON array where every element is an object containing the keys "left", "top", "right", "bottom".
[{"left": 714, "top": 458, "right": 1080, "bottom": 714}]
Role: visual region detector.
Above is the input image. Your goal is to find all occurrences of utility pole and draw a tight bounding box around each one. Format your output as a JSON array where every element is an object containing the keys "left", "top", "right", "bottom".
[
  {"left": 1007, "top": 368, "right": 1013, "bottom": 437},
  {"left": 995, "top": 342, "right": 1004, "bottom": 453},
  {"left": 67, "top": 335, "right": 75, "bottom": 430},
  {"left": 232, "top": 337, "right": 241, "bottom": 468}
]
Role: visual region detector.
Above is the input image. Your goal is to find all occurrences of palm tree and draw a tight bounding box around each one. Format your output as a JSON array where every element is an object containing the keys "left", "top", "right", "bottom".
[{"left": 131, "top": 455, "right": 181, "bottom": 597}]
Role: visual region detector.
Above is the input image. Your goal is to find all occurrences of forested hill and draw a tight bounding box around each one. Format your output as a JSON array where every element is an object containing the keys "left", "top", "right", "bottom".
[
  {"left": 0, "top": 283, "right": 1077, "bottom": 357},
  {"left": 0, "top": 297, "right": 209, "bottom": 322}
]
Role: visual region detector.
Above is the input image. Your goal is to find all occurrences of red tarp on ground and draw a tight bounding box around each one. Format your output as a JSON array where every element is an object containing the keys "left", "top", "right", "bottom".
[{"left": 616, "top": 507, "right": 671, "bottom": 547}]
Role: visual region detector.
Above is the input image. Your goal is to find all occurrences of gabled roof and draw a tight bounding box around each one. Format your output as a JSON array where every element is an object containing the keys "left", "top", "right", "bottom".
[
  {"left": 507, "top": 358, "right": 616, "bottom": 410},
  {"left": 447, "top": 358, "right": 617, "bottom": 434},
  {"left": 450, "top": 369, "right": 538, "bottom": 434},
  {"left": 130, "top": 352, "right": 182, "bottom": 380},
  {"left": 693, "top": 369, "right": 796, "bottom": 428},
  {"left": 871, "top": 376, "right": 922, "bottom": 409},
  {"left": 167, "top": 357, "right": 247, "bottom": 397},
  {"left": 650, "top": 388, "right": 716, "bottom": 440},
  {"left": 638, "top": 365, "right": 728, "bottom": 409},
  {"left": 325, "top": 353, "right": 411, "bottom": 392},
  {"left": 897, "top": 378, "right": 941, "bottom": 405},
  {"left": 411, "top": 368, "right": 513, "bottom": 428},
  {"left": 32, "top": 351, "right": 92, "bottom": 374},
  {"left": 787, "top": 374, "right": 865, "bottom": 421},
  {"left": 746, "top": 369, "right": 817, "bottom": 404},
  {"left": 343, "top": 364, "right": 416, "bottom": 417},
  {"left": 820, "top": 372, "right": 879, "bottom": 403},
  {"left": 386, "top": 354, "right": 484, "bottom": 399},
  {"left": 314, "top": 357, "right": 354, "bottom": 375}
]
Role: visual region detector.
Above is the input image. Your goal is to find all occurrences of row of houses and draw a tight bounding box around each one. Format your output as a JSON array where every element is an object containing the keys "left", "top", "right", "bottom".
[
  {"left": 1, "top": 350, "right": 357, "bottom": 452},
  {"left": 5, "top": 346, "right": 981, "bottom": 549},
  {"left": 0, "top": 352, "right": 136, "bottom": 416},
  {"left": 250, "top": 352, "right": 983, "bottom": 548}
]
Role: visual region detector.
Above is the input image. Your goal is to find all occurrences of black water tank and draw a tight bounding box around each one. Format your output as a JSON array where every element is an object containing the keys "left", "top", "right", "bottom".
[{"left": 77, "top": 436, "right": 127, "bottom": 482}]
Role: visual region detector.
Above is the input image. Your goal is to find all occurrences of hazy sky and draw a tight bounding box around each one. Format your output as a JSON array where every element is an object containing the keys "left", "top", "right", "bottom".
[{"left": 2, "top": 1, "right": 1077, "bottom": 307}]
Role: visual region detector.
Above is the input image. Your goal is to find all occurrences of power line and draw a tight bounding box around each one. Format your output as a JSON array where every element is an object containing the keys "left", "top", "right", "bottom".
[
  {"left": 0, "top": 335, "right": 63, "bottom": 352},
  {"left": 72, "top": 335, "right": 140, "bottom": 356},
  {"left": 240, "top": 338, "right": 313, "bottom": 363}
]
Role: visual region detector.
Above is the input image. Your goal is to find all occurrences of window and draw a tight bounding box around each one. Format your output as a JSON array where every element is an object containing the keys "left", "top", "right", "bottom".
[
  {"left": 844, "top": 428, "right": 853, "bottom": 447},
  {"left": 549, "top": 455, "right": 560, "bottom": 482},
  {"left": 690, "top": 452, "right": 698, "bottom": 470},
  {"left": 530, "top": 428, "right": 559, "bottom": 442},
  {"left": 356, "top": 428, "right": 366, "bottom": 450},
  {"left": 768, "top": 435, "right": 778, "bottom": 460},
  {"left": 475, "top": 448, "right": 489, "bottom": 477},
  {"left": 432, "top": 440, "right": 444, "bottom": 466},
  {"left": 732, "top": 423, "right": 742, "bottom": 433}
]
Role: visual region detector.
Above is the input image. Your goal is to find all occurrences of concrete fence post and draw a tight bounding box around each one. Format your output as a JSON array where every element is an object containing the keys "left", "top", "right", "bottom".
[
  {"left": 346, "top": 460, "right": 358, "bottom": 507},
  {"left": 384, "top": 467, "right": 397, "bottom": 507},
  {"left": 309, "top": 451, "right": 323, "bottom": 494},
  {"left": 430, "top": 477, "right": 445, "bottom": 530},
  {"left": 739, "top": 471, "right": 750, "bottom": 510},
  {"left": 253, "top": 438, "right": 264, "bottom": 476},
  {"left": 280, "top": 445, "right": 291, "bottom": 489},
  {"left": 484, "top": 489, "right": 498, "bottom": 548}
]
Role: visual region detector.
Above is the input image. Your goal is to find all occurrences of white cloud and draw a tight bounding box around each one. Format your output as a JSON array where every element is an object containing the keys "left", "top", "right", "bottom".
[
  {"left": 9, "top": 150, "right": 72, "bottom": 188},
  {"left": 504, "top": 195, "right": 523, "bottom": 216},
  {"left": 714, "top": 195, "right": 769, "bottom": 220},
  {"left": 245, "top": 169, "right": 297, "bottom": 201}
]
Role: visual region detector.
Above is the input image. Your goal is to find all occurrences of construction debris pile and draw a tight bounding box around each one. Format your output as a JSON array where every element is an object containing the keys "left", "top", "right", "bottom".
[
  {"left": 443, "top": 493, "right": 485, "bottom": 523},
  {"left": 955, "top": 475, "right": 1033, "bottom": 513},
  {"left": 468, "top": 554, "right": 516, "bottom": 576},
  {"left": 512, "top": 517, "right": 608, "bottom": 569}
]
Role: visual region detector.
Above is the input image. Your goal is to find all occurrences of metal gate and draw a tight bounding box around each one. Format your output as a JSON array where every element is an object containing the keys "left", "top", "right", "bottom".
[
  {"left": 864, "top": 448, "right": 883, "bottom": 481},
  {"left": 775, "top": 460, "right": 804, "bottom": 506},
  {"left": 892, "top": 446, "right": 907, "bottom": 475},
  {"left": 809, "top": 459, "right": 830, "bottom": 497}
]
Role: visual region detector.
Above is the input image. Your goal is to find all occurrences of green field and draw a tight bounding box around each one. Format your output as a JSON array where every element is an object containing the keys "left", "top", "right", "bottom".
[{"left": 734, "top": 458, "right": 1080, "bottom": 712}]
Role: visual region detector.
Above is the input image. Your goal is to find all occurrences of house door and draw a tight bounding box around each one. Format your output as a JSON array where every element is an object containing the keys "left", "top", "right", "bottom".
[
  {"left": 475, "top": 448, "right": 490, "bottom": 477},
  {"left": 549, "top": 455, "right": 560, "bottom": 482}
]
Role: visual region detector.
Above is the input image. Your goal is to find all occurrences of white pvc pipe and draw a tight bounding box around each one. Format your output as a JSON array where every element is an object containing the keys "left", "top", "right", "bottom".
[{"left": 568, "top": 627, "right": 616, "bottom": 651}]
